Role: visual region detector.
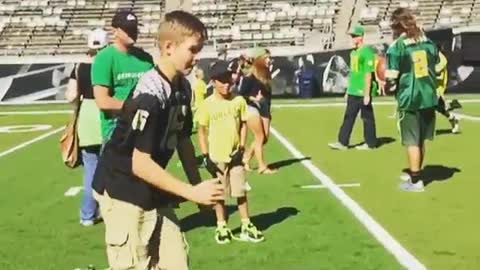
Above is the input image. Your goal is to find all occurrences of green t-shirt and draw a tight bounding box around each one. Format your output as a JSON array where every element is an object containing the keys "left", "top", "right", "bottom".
[
  {"left": 91, "top": 45, "right": 154, "bottom": 141},
  {"left": 348, "top": 46, "right": 378, "bottom": 97},
  {"left": 386, "top": 35, "right": 442, "bottom": 111}
]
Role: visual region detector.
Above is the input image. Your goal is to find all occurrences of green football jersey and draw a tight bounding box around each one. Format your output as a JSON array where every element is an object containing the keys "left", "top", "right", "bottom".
[
  {"left": 91, "top": 45, "right": 154, "bottom": 141},
  {"left": 348, "top": 46, "right": 378, "bottom": 97},
  {"left": 386, "top": 34, "right": 445, "bottom": 111}
]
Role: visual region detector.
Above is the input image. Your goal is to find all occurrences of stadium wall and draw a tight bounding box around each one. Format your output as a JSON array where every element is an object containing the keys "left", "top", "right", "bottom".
[{"left": 0, "top": 49, "right": 478, "bottom": 104}]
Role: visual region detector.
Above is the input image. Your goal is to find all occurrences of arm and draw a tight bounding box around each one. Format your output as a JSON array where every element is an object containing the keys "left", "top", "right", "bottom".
[
  {"left": 93, "top": 85, "right": 124, "bottom": 111},
  {"left": 91, "top": 50, "right": 123, "bottom": 111},
  {"left": 363, "top": 73, "right": 372, "bottom": 105},
  {"left": 65, "top": 65, "right": 79, "bottom": 103},
  {"left": 239, "top": 121, "right": 247, "bottom": 148},
  {"left": 133, "top": 149, "right": 194, "bottom": 199},
  {"left": 385, "top": 45, "right": 401, "bottom": 94},
  {"left": 363, "top": 49, "right": 375, "bottom": 105},
  {"left": 132, "top": 149, "right": 222, "bottom": 205},
  {"left": 198, "top": 125, "right": 209, "bottom": 155},
  {"left": 65, "top": 79, "right": 79, "bottom": 103},
  {"left": 177, "top": 137, "right": 202, "bottom": 185},
  {"left": 130, "top": 95, "right": 222, "bottom": 205}
]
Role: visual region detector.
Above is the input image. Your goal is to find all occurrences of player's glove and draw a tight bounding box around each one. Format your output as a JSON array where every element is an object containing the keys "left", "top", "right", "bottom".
[
  {"left": 229, "top": 146, "right": 245, "bottom": 167},
  {"left": 203, "top": 154, "right": 223, "bottom": 176}
]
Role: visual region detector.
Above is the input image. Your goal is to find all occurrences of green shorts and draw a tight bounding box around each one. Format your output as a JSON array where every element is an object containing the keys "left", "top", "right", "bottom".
[{"left": 398, "top": 109, "right": 436, "bottom": 146}]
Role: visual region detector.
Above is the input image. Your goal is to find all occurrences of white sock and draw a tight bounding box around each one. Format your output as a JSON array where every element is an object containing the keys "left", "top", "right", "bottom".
[{"left": 217, "top": 221, "right": 226, "bottom": 228}]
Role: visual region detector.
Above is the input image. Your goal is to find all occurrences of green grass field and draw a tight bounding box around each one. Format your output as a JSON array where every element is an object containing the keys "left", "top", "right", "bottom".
[{"left": 0, "top": 95, "right": 479, "bottom": 270}]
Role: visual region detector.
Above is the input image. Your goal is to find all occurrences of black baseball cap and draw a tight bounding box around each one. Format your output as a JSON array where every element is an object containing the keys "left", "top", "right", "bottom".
[
  {"left": 112, "top": 9, "right": 140, "bottom": 42},
  {"left": 210, "top": 61, "right": 234, "bottom": 84}
]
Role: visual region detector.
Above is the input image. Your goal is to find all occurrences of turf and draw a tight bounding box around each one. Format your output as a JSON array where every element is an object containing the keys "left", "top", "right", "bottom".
[
  {"left": 0, "top": 96, "right": 478, "bottom": 270},
  {"left": 272, "top": 100, "right": 480, "bottom": 270}
]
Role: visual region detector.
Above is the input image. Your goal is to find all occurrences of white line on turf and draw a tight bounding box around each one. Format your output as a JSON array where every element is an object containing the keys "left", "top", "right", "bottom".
[
  {"left": 300, "top": 183, "right": 361, "bottom": 189},
  {"left": 452, "top": 113, "right": 480, "bottom": 121},
  {"left": 0, "top": 127, "right": 65, "bottom": 159},
  {"left": 64, "top": 186, "right": 84, "bottom": 197},
  {"left": 0, "top": 110, "right": 72, "bottom": 115},
  {"left": 1, "top": 98, "right": 479, "bottom": 115},
  {"left": 270, "top": 127, "right": 426, "bottom": 270},
  {"left": 272, "top": 98, "right": 480, "bottom": 108}
]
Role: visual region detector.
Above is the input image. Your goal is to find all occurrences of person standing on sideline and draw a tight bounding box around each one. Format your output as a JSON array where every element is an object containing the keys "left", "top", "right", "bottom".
[
  {"left": 92, "top": 9, "right": 154, "bottom": 143},
  {"left": 329, "top": 25, "right": 379, "bottom": 150},
  {"left": 192, "top": 68, "right": 207, "bottom": 127},
  {"left": 92, "top": 10, "right": 223, "bottom": 270},
  {"left": 240, "top": 48, "right": 277, "bottom": 174},
  {"left": 434, "top": 49, "right": 460, "bottom": 133},
  {"left": 385, "top": 8, "right": 446, "bottom": 192},
  {"left": 65, "top": 28, "right": 108, "bottom": 226},
  {"left": 197, "top": 61, "right": 265, "bottom": 244}
]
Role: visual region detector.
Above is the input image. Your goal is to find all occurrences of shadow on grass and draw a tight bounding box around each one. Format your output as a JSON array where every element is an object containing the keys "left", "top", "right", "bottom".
[
  {"left": 232, "top": 207, "right": 300, "bottom": 234},
  {"left": 181, "top": 206, "right": 300, "bottom": 234},
  {"left": 402, "top": 165, "right": 461, "bottom": 186},
  {"left": 269, "top": 158, "right": 311, "bottom": 170}
]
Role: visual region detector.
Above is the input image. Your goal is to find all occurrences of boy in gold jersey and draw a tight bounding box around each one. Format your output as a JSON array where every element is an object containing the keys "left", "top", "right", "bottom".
[
  {"left": 197, "top": 61, "right": 265, "bottom": 244},
  {"left": 435, "top": 51, "right": 460, "bottom": 133}
]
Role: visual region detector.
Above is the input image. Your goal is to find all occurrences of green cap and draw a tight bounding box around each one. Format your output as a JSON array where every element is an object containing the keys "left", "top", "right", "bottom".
[{"left": 350, "top": 25, "right": 365, "bottom": 37}]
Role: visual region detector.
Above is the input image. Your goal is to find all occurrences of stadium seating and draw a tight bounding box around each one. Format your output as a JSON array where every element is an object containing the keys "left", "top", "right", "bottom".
[
  {"left": 360, "top": 0, "right": 477, "bottom": 37},
  {"left": 0, "top": 0, "right": 164, "bottom": 56},
  {"left": 0, "top": 0, "right": 479, "bottom": 57},
  {"left": 191, "top": 0, "right": 340, "bottom": 50}
]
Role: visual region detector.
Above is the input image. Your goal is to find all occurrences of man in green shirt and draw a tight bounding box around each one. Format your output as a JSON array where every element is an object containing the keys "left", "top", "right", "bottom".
[
  {"left": 92, "top": 9, "right": 154, "bottom": 141},
  {"left": 329, "top": 25, "right": 378, "bottom": 150},
  {"left": 385, "top": 8, "right": 446, "bottom": 192}
]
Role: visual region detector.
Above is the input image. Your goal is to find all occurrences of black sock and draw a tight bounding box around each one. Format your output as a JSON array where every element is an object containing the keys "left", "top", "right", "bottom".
[{"left": 410, "top": 171, "right": 421, "bottom": 184}]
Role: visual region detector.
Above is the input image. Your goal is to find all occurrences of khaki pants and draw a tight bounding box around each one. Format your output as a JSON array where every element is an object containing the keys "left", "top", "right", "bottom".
[
  {"left": 94, "top": 191, "right": 189, "bottom": 270},
  {"left": 215, "top": 163, "right": 247, "bottom": 198}
]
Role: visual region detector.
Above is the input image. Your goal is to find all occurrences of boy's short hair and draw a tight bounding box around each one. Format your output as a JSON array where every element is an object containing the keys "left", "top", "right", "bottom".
[{"left": 157, "top": 10, "right": 208, "bottom": 47}]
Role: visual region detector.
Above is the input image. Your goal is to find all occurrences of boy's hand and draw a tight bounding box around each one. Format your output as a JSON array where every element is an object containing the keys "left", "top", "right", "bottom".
[
  {"left": 229, "top": 147, "right": 245, "bottom": 167},
  {"left": 186, "top": 180, "right": 224, "bottom": 205},
  {"left": 363, "top": 95, "right": 371, "bottom": 106},
  {"left": 203, "top": 154, "right": 223, "bottom": 176}
]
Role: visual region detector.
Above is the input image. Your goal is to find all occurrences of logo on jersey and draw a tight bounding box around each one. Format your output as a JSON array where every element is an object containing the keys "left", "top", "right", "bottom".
[{"left": 132, "top": 109, "right": 149, "bottom": 131}]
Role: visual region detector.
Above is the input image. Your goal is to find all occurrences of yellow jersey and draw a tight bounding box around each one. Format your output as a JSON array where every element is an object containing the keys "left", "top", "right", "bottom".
[
  {"left": 197, "top": 95, "right": 247, "bottom": 162},
  {"left": 436, "top": 52, "right": 448, "bottom": 97},
  {"left": 193, "top": 79, "right": 207, "bottom": 109}
]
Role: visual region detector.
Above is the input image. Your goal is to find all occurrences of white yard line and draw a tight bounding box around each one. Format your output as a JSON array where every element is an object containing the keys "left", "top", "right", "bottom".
[
  {"left": 0, "top": 100, "right": 68, "bottom": 105},
  {"left": 453, "top": 113, "right": 480, "bottom": 121},
  {"left": 0, "top": 110, "right": 72, "bottom": 115},
  {"left": 272, "top": 98, "right": 480, "bottom": 108},
  {"left": 64, "top": 186, "right": 84, "bottom": 197},
  {"left": 270, "top": 126, "right": 426, "bottom": 270},
  {"left": 0, "top": 127, "right": 65, "bottom": 158},
  {"left": 0, "top": 98, "right": 479, "bottom": 115},
  {"left": 300, "top": 183, "right": 361, "bottom": 189}
]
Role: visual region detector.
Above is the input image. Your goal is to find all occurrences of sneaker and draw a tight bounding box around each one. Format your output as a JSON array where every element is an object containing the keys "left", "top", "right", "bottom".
[
  {"left": 328, "top": 142, "right": 348, "bottom": 150},
  {"left": 399, "top": 172, "right": 411, "bottom": 182},
  {"left": 80, "top": 220, "right": 95, "bottom": 227},
  {"left": 399, "top": 181, "right": 425, "bottom": 192},
  {"left": 239, "top": 223, "right": 265, "bottom": 243},
  {"left": 450, "top": 117, "right": 460, "bottom": 134},
  {"left": 80, "top": 211, "right": 102, "bottom": 227},
  {"left": 245, "top": 182, "right": 252, "bottom": 192},
  {"left": 215, "top": 226, "right": 233, "bottom": 244},
  {"left": 355, "top": 143, "right": 374, "bottom": 150}
]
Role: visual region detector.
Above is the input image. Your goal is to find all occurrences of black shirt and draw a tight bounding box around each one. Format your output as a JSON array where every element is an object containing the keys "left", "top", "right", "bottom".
[
  {"left": 239, "top": 75, "right": 272, "bottom": 105},
  {"left": 70, "top": 63, "right": 94, "bottom": 99},
  {"left": 92, "top": 68, "right": 193, "bottom": 210}
]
